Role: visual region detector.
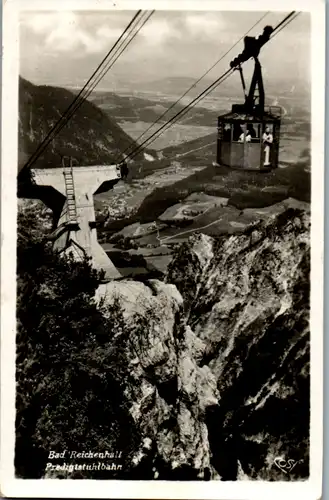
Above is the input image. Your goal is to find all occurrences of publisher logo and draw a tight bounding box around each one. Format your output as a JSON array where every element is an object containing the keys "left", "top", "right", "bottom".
[{"left": 273, "top": 457, "right": 302, "bottom": 474}]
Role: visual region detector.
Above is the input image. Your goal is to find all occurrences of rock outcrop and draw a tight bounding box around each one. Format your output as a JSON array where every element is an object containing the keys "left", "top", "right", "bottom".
[
  {"left": 167, "top": 208, "right": 310, "bottom": 480},
  {"left": 97, "top": 279, "right": 218, "bottom": 479},
  {"left": 95, "top": 207, "right": 310, "bottom": 481},
  {"left": 18, "top": 193, "right": 310, "bottom": 481}
]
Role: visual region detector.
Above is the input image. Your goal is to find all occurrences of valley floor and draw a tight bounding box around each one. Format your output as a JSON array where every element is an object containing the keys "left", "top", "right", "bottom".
[{"left": 95, "top": 140, "right": 310, "bottom": 278}]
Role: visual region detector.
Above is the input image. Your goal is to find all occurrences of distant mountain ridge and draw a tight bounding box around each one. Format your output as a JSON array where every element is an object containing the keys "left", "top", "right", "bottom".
[
  {"left": 18, "top": 77, "right": 145, "bottom": 174},
  {"left": 144, "top": 75, "right": 310, "bottom": 102}
]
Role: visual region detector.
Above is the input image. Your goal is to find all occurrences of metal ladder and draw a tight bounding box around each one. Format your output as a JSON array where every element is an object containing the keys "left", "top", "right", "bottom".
[{"left": 62, "top": 156, "right": 78, "bottom": 224}]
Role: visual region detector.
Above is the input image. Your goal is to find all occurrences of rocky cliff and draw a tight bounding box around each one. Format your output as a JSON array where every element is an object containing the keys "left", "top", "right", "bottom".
[
  {"left": 96, "top": 206, "right": 310, "bottom": 480},
  {"left": 96, "top": 279, "right": 218, "bottom": 479}
]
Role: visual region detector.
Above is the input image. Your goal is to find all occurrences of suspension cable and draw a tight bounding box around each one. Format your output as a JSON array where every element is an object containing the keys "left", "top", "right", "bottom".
[
  {"left": 20, "top": 10, "right": 149, "bottom": 175},
  {"left": 122, "top": 69, "right": 234, "bottom": 161},
  {"left": 43, "top": 10, "right": 155, "bottom": 163},
  {"left": 127, "top": 71, "right": 233, "bottom": 162},
  {"left": 20, "top": 10, "right": 299, "bottom": 178},
  {"left": 123, "top": 11, "right": 299, "bottom": 162},
  {"left": 271, "top": 10, "right": 296, "bottom": 33},
  {"left": 267, "top": 11, "right": 300, "bottom": 41},
  {"left": 116, "top": 11, "right": 270, "bottom": 163},
  {"left": 162, "top": 13, "right": 301, "bottom": 154}
]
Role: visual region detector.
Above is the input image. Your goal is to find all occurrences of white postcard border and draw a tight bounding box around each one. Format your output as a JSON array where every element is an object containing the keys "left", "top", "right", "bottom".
[{"left": 1, "top": 0, "right": 324, "bottom": 498}]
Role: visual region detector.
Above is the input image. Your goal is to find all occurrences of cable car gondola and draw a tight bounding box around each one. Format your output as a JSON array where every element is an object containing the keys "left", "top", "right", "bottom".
[{"left": 216, "top": 26, "right": 282, "bottom": 172}]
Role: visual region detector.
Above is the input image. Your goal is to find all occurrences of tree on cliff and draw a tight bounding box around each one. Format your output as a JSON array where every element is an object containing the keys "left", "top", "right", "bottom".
[{"left": 16, "top": 204, "right": 140, "bottom": 478}]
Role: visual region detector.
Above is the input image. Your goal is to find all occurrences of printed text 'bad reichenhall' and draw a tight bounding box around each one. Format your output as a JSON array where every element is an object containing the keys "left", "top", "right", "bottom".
[{"left": 48, "top": 450, "right": 122, "bottom": 459}]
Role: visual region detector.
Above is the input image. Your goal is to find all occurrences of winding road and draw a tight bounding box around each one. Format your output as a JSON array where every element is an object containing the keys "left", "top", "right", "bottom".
[
  {"left": 175, "top": 140, "right": 216, "bottom": 159},
  {"left": 159, "top": 216, "right": 223, "bottom": 244}
]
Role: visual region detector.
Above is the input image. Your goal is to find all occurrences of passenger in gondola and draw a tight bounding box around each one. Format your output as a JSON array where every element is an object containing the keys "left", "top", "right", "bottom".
[
  {"left": 247, "top": 123, "right": 256, "bottom": 139},
  {"left": 223, "top": 123, "right": 231, "bottom": 141},
  {"left": 262, "top": 126, "right": 273, "bottom": 166},
  {"left": 233, "top": 124, "right": 244, "bottom": 142},
  {"left": 239, "top": 129, "right": 252, "bottom": 143}
]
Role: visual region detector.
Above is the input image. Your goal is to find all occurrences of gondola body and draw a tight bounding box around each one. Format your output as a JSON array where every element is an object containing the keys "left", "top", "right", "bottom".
[{"left": 216, "top": 26, "right": 282, "bottom": 171}]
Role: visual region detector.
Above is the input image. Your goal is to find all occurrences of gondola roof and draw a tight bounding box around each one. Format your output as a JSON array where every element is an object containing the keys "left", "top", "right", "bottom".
[{"left": 218, "top": 109, "right": 280, "bottom": 122}]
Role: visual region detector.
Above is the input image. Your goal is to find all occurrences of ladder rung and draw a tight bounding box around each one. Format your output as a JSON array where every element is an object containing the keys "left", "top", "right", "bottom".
[{"left": 63, "top": 168, "right": 76, "bottom": 216}]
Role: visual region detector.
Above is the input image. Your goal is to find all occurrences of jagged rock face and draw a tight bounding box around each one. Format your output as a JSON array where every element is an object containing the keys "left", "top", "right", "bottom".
[
  {"left": 96, "top": 279, "right": 218, "bottom": 479},
  {"left": 92, "top": 207, "right": 310, "bottom": 480},
  {"left": 167, "top": 208, "right": 310, "bottom": 480}
]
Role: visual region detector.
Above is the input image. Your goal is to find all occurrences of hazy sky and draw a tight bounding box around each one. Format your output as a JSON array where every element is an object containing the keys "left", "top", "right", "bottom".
[{"left": 19, "top": 10, "right": 310, "bottom": 91}]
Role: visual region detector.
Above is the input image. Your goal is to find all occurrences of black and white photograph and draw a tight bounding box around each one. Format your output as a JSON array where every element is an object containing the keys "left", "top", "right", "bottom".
[{"left": 0, "top": 0, "right": 324, "bottom": 498}]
